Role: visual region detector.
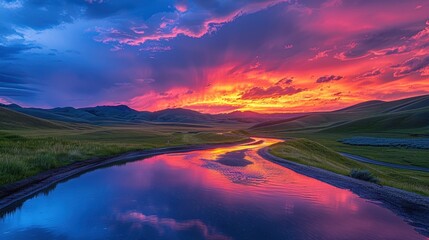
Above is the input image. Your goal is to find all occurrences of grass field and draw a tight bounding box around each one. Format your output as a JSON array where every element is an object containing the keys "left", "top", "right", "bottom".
[
  {"left": 249, "top": 95, "right": 429, "bottom": 170},
  {"left": 0, "top": 127, "right": 248, "bottom": 186},
  {"left": 287, "top": 133, "right": 429, "bottom": 168},
  {"left": 269, "top": 139, "right": 429, "bottom": 195}
]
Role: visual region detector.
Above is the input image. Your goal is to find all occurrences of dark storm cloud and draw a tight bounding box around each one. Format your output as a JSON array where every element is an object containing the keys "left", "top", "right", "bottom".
[
  {"left": 82, "top": 0, "right": 173, "bottom": 19},
  {"left": 0, "top": 71, "right": 30, "bottom": 84},
  {"left": 360, "top": 69, "right": 382, "bottom": 78},
  {"left": 0, "top": 71, "right": 38, "bottom": 98},
  {"left": 0, "top": 0, "right": 81, "bottom": 30},
  {"left": 392, "top": 55, "right": 429, "bottom": 77},
  {"left": 92, "top": 0, "right": 289, "bottom": 45},
  {"left": 0, "top": 0, "right": 295, "bottom": 103},
  {"left": 276, "top": 78, "right": 293, "bottom": 86},
  {"left": 336, "top": 28, "right": 418, "bottom": 60},
  {"left": 128, "top": 2, "right": 297, "bottom": 91},
  {"left": 0, "top": 44, "right": 36, "bottom": 58},
  {"left": 241, "top": 85, "right": 305, "bottom": 99},
  {"left": 0, "top": 0, "right": 428, "bottom": 109},
  {"left": 316, "top": 75, "right": 343, "bottom": 83}
]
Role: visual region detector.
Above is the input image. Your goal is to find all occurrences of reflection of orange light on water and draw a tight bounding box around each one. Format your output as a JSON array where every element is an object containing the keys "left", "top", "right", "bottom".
[
  {"left": 111, "top": 137, "right": 425, "bottom": 239},
  {"left": 133, "top": 137, "right": 360, "bottom": 208},
  {"left": 207, "top": 138, "right": 283, "bottom": 157}
]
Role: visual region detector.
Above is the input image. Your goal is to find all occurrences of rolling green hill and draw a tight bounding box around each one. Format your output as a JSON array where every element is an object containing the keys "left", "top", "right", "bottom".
[
  {"left": 0, "top": 103, "right": 302, "bottom": 126},
  {"left": 0, "top": 107, "right": 68, "bottom": 130},
  {"left": 250, "top": 94, "right": 429, "bottom": 134},
  {"left": 334, "top": 95, "right": 429, "bottom": 114},
  {"left": 250, "top": 94, "right": 429, "bottom": 182},
  {"left": 324, "top": 107, "right": 429, "bottom": 133}
]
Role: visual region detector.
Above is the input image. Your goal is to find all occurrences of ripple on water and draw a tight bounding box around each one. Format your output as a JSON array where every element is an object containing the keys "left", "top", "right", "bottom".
[
  {"left": 0, "top": 138, "right": 426, "bottom": 240},
  {"left": 201, "top": 160, "right": 267, "bottom": 186}
]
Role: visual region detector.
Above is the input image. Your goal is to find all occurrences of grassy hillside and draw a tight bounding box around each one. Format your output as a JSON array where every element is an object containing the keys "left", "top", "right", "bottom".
[
  {"left": 0, "top": 107, "right": 68, "bottom": 129},
  {"left": 305, "top": 133, "right": 429, "bottom": 168},
  {"left": 337, "top": 94, "right": 429, "bottom": 114},
  {"left": 0, "top": 127, "right": 248, "bottom": 185},
  {"left": 323, "top": 107, "right": 429, "bottom": 133},
  {"left": 250, "top": 95, "right": 429, "bottom": 178},
  {"left": 269, "top": 139, "right": 367, "bottom": 175},
  {"left": 269, "top": 139, "right": 429, "bottom": 195},
  {"left": 251, "top": 94, "right": 429, "bottom": 134},
  {"left": 0, "top": 109, "right": 249, "bottom": 185}
]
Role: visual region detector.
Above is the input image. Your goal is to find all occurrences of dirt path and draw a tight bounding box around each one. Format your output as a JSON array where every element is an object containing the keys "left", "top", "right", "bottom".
[{"left": 340, "top": 152, "right": 429, "bottom": 173}]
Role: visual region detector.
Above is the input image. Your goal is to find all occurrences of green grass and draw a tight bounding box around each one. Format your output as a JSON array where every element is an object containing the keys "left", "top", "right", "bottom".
[
  {"left": 349, "top": 169, "right": 379, "bottom": 183},
  {"left": 0, "top": 107, "right": 67, "bottom": 129},
  {"left": 322, "top": 108, "right": 429, "bottom": 133},
  {"left": 0, "top": 128, "right": 247, "bottom": 186},
  {"left": 249, "top": 95, "right": 429, "bottom": 169},
  {"left": 250, "top": 95, "right": 429, "bottom": 135},
  {"left": 252, "top": 129, "right": 429, "bottom": 168},
  {"left": 269, "top": 139, "right": 429, "bottom": 195},
  {"left": 295, "top": 133, "right": 429, "bottom": 168},
  {"left": 248, "top": 95, "right": 429, "bottom": 194},
  {"left": 268, "top": 138, "right": 369, "bottom": 175}
]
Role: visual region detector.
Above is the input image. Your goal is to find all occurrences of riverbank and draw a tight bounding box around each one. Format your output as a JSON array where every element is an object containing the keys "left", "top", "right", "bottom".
[
  {"left": 340, "top": 152, "right": 429, "bottom": 172},
  {"left": 259, "top": 148, "right": 429, "bottom": 237},
  {"left": 0, "top": 129, "right": 248, "bottom": 185},
  {"left": 0, "top": 139, "right": 252, "bottom": 212},
  {"left": 268, "top": 139, "right": 429, "bottom": 195}
]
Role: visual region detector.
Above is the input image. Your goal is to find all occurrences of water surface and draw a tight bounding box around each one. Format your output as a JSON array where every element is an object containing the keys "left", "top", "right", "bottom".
[{"left": 0, "top": 138, "right": 426, "bottom": 240}]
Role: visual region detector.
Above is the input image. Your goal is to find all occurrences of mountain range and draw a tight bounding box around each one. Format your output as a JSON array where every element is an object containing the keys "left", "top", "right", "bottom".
[
  {"left": 0, "top": 103, "right": 303, "bottom": 128},
  {"left": 1, "top": 94, "right": 428, "bottom": 133}
]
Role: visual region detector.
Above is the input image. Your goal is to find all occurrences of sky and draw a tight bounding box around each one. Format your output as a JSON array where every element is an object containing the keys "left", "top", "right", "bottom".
[{"left": 0, "top": 0, "right": 428, "bottom": 113}]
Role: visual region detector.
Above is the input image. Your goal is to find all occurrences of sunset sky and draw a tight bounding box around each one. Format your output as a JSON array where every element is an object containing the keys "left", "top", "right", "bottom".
[{"left": 1, "top": 0, "right": 428, "bottom": 113}]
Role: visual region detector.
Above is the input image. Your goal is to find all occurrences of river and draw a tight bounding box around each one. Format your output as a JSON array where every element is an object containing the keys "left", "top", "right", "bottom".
[{"left": 0, "top": 138, "right": 425, "bottom": 239}]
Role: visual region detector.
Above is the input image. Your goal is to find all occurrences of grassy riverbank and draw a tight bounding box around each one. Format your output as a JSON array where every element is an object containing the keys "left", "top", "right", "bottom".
[
  {"left": 269, "top": 139, "right": 429, "bottom": 195},
  {"left": 290, "top": 133, "right": 429, "bottom": 168},
  {"left": 0, "top": 128, "right": 247, "bottom": 186},
  {"left": 251, "top": 130, "right": 429, "bottom": 168}
]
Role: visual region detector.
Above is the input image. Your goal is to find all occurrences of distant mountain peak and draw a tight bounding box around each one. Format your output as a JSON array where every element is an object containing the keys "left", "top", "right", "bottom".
[
  {"left": 79, "top": 104, "right": 139, "bottom": 114},
  {"left": 0, "top": 103, "right": 22, "bottom": 109},
  {"left": 154, "top": 108, "right": 202, "bottom": 114},
  {"left": 84, "top": 104, "right": 135, "bottom": 110}
]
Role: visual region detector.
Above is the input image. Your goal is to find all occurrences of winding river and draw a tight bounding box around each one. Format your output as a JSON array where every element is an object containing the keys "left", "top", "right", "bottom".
[{"left": 0, "top": 138, "right": 426, "bottom": 240}]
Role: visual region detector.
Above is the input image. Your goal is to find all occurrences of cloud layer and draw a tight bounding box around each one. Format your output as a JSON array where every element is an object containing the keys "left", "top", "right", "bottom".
[{"left": 0, "top": 0, "right": 428, "bottom": 112}]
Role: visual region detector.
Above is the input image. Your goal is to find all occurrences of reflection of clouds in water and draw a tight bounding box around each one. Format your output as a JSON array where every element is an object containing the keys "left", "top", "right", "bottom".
[
  {"left": 118, "top": 211, "right": 231, "bottom": 240},
  {"left": 202, "top": 160, "right": 266, "bottom": 186}
]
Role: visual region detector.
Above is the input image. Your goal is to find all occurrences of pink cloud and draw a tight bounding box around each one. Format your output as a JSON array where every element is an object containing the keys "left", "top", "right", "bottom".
[
  {"left": 309, "top": 50, "right": 329, "bottom": 61},
  {"left": 139, "top": 45, "right": 172, "bottom": 52},
  {"left": 360, "top": 69, "right": 382, "bottom": 78},
  {"left": 118, "top": 211, "right": 231, "bottom": 240},
  {"left": 0, "top": 97, "right": 11, "bottom": 104},
  {"left": 241, "top": 85, "right": 305, "bottom": 99},
  {"left": 392, "top": 56, "right": 429, "bottom": 77},
  {"left": 175, "top": 3, "right": 188, "bottom": 13},
  {"left": 316, "top": 75, "right": 343, "bottom": 83},
  {"left": 412, "top": 20, "right": 429, "bottom": 40},
  {"left": 94, "top": 0, "right": 290, "bottom": 46}
]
